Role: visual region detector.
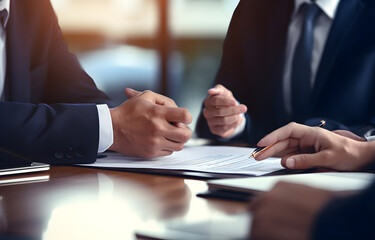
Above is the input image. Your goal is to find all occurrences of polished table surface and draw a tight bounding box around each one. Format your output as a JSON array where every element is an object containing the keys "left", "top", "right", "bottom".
[{"left": 0, "top": 166, "right": 251, "bottom": 240}]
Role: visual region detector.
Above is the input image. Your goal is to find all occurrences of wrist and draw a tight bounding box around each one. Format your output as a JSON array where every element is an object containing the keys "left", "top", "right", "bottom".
[
  {"left": 108, "top": 108, "right": 119, "bottom": 152},
  {"left": 356, "top": 141, "right": 375, "bottom": 170}
]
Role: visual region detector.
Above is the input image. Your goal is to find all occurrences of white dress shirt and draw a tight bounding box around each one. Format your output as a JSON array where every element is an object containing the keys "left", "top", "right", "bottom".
[
  {"left": 283, "top": 0, "right": 340, "bottom": 116},
  {"left": 0, "top": 0, "right": 9, "bottom": 101},
  {"left": 0, "top": 0, "right": 113, "bottom": 153},
  {"left": 232, "top": 0, "right": 340, "bottom": 139}
]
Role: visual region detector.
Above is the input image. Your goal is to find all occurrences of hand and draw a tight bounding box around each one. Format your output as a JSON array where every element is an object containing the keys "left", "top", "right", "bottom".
[
  {"left": 254, "top": 122, "right": 375, "bottom": 171},
  {"left": 333, "top": 130, "right": 366, "bottom": 141},
  {"left": 203, "top": 84, "right": 247, "bottom": 138},
  {"left": 250, "top": 182, "right": 335, "bottom": 240},
  {"left": 109, "top": 88, "right": 192, "bottom": 158}
]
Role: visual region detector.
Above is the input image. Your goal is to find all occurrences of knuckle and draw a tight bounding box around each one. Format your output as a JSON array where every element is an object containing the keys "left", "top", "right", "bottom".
[
  {"left": 144, "top": 152, "right": 157, "bottom": 159},
  {"left": 175, "top": 144, "right": 184, "bottom": 151},
  {"left": 150, "top": 106, "right": 159, "bottom": 116},
  {"left": 168, "top": 98, "right": 177, "bottom": 106},
  {"left": 299, "top": 155, "right": 310, "bottom": 168},
  {"left": 183, "top": 129, "right": 193, "bottom": 142},
  {"left": 227, "top": 89, "right": 233, "bottom": 97},
  {"left": 204, "top": 97, "right": 213, "bottom": 107},
  {"left": 210, "top": 126, "right": 220, "bottom": 135},
  {"left": 148, "top": 137, "right": 159, "bottom": 147},
  {"left": 203, "top": 109, "right": 210, "bottom": 119},
  {"left": 149, "top": 122, "right": 162, "bottom": 136},
  {"left": 217, "top": 108, "right": 225, "bottom": 117},
  {"left": 144, "top": 144, "right": 159, "bottom": 158},
  {"left": 180, "top": 108, "right": 192, "bottom": 122},
  {"left": 222, "top": 117, "right": 230, "bottom": 125}
]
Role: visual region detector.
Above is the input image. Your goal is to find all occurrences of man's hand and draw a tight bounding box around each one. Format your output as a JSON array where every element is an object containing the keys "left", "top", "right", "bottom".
[
  {"left": 250, "top": 182, "right": 335, "bottom": 240},
  {"left": 203, "top": 84, "right": 247, "bottom": 138},
  {"left": 254, "top": 122, "right": 375, "bottom": 171},
  {"left": 332, "top": 129, "right": 366, "bottom": 141},
  {"left": 109, "top": 89, "right": 192, "bottom": 158}
]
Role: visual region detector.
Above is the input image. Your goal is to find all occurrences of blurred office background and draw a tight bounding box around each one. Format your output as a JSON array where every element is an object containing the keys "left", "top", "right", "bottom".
[{"left": 50, "top": 0, "right": 239, "bottom": 130}]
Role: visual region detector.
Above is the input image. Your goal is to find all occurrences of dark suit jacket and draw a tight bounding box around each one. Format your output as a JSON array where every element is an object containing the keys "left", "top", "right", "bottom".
[
  {"left": 313, "top": 180, "right": 375, "bottom": 239},
  {"left": 313, "top": 160, "right": 375, "bottom": 239},
  {"left": 196, "top": 0, "right": 375, "bottom": 144},
  {"left": 0, "top": 0, "right": 112, "bottom": 166}
]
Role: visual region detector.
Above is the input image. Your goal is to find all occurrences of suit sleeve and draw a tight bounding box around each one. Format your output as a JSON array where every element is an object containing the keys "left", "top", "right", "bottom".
[
  {"left": 312, "top": 181, "right": 375, "bottom": 240},
  {"left": 195, "top": 0, "right": 252, "bottom": 143},
  {"left": 0, "top": 102, "right": 100, "bottom": 165},
  {"left": 0, "top": 0, "right": 112, "bottom": 166}
]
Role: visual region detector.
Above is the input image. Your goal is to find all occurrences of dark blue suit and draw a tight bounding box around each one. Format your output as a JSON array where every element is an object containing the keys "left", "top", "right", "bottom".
[
  {"left": 196, "top": 0, "right": 375, "bottom": 144},
  {"left": 313, "top": 161, "right": 375, "bottom": 239},
  {"left": 0, "top": 0, "right": 111, "bottom": 166}
]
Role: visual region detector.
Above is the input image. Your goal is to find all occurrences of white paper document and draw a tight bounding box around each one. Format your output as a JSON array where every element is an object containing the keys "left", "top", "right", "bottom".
[
  {"left": 208, "top": 172, "right": 375, "bottom": 193},
  {"left": 81, "top": 146, "right": 284, "bottom": 176}
]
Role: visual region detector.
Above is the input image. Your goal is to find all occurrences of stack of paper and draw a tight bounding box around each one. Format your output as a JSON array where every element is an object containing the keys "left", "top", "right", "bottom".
[{"left": 81, "top": 146, "right": 284, "bottom": 177}]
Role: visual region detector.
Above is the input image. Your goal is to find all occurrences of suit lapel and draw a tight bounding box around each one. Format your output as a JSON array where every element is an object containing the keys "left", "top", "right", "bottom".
[
  {"left": 266, "top": 0, "right": 294, "bottom": 124},
  {"left": 312, "top": 0, "right": 365, "bottom": 103},
  {"left": 5, "top": 0, "right": 30, "bottom": 102}
]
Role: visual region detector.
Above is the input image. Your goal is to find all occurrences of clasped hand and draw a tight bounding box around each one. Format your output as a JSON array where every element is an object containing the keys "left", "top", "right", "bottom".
[
  {"left": 109, "top": 88, "right": 192, "bottom": 158},
  {"left": 203, "top": 84, "right": 247, "bottom": 138}
]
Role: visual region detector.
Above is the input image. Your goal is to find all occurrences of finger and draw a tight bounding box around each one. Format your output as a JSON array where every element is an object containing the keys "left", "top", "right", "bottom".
[
  {"left": 257, "top": 122, "right": 315, "bottom": 147},
  {"left": 207, "top": 114, "right": 242, "bottom": 127},
  {"left": 210, "top": 119, "right": 242, "bottom": 136},
  {"left": 280, "top": 151, "right": 327, "bottom": 169},
  {"left": 255, "top": 138, "right": 299, "bottom": 160},
  {"left": 207, "top": 84, "right": 230, "bottom": 96},
  {"left": 205, "top": 95, "right": 237, "bottom": 108},
  {"left": 161, "top": 138, "right": 186, "bottom": 152},
  {"left": 125, "top": 88, "right": 142, "bottom": 99},
  {"left": 164, "top": 107, "right": 192, "bottom": 124},
  {"left": 155, "top": 150, "right": 174, "bottom": 158},
  {"left": 203, "top": 104, "right": 247, "bottom": 118},
  {"left": 273, "top": 147, "right": 299, "bottom": 158},
  {"left": 164, "top": 125, "right": 192, "bottom": 143},
  {"left": 333, "top": 130, "right": 366, "bottom": 141},
  {"left": 254, "top": 139, "right": 291, "bottom": 161},
  {"left": 141, "top": 90, "right": 178, "bottom": 108},
  {"left": 174, "top": 122, "right": 186, "bottom": 128}
]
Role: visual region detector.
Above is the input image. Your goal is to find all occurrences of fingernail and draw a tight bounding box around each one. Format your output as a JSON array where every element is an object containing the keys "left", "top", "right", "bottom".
[
  {"left": 286, "top": 158, "right": 295, "bottom": 168},
  {"left": 176, "top": 123, "right": 185, "bottom": 128}
]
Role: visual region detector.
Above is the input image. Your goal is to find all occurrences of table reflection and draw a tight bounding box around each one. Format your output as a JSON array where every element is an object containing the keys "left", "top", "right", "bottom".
[{"left": 0, "top": 167, "right": 249, "bottom": 240}]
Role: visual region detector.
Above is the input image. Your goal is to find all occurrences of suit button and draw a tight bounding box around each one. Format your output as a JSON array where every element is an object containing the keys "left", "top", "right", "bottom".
[
  {"left": 65, "top": 151, "right": 74, "bottom": 159},
  {"left": 74, "top": 149, "right": 85, "bottom": 158},
  {"left": 54, "top": 151, "right": 64, "bottom": 159}
]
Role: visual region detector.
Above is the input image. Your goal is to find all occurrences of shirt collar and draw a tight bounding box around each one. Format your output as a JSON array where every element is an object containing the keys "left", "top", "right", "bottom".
[
  {"left": 293, "top": 0, "right": 341, "bottom": 19},
  {"left": 0, "top": 0, "right": 10, "bottom": 27}
]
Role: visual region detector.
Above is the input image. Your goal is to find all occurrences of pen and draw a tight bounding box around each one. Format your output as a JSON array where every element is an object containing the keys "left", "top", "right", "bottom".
[{"left": 249, "top": 120, "right": 326, "bottom": 158}]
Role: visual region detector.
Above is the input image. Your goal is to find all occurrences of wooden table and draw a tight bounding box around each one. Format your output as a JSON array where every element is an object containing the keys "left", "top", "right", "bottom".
[{"left": 0, "top": 166, "right": 250, "bottom": 239}]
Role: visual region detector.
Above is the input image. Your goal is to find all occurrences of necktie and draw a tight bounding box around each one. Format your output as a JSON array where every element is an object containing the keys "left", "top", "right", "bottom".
[
  {"left": 291, "top": 3, "right": 321, "bottom": 122},
  {"left": 0, "top": 9, "right": 7, "bottom": 28}
]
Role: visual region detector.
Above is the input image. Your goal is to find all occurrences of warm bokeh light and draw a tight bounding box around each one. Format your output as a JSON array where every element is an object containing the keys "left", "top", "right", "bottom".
[{"left": 50, "top": 0, "right": 240, "bottom": 129}]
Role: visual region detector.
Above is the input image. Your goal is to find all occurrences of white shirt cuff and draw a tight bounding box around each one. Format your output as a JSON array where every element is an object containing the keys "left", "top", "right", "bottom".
[
  {"left": 232, "top": 113, "right": 246, "bottom": 138},
  {"left": 96, "top": 104, "right": 113, "bottom": 153},
  {"left": 230, "top": 100, "right": 246, "bottom": 138},
  {"left": 365, "top": 135, "right": 375, "bottom": 142}
]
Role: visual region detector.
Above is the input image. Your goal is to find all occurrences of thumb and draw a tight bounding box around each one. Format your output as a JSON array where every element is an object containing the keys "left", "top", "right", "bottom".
[
  {"left": 281, "top": 152, "right": 324, "bottom": 170},
  {"left": 125, "top": 88, "right": 142, "bottom": 99}
]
